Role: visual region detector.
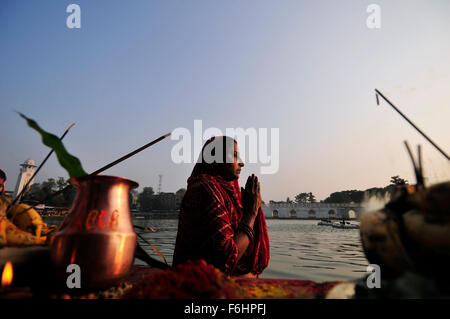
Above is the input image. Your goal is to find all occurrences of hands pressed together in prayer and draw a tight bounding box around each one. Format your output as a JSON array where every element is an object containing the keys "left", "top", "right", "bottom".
[
  {"left": 235, "top": 174, "right": 262, "bottom": 262},
  {"left": 241, "top": 174, "right": 262, "bottom": 224}
]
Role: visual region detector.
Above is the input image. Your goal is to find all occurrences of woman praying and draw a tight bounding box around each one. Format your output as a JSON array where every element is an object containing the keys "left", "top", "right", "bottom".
[{"left": 173, "top": 136, "right": 270, "bottom": 277}]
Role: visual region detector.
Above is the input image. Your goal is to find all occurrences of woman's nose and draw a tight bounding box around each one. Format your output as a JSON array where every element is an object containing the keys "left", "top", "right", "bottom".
[{"left": 238, "top": 157, "right": 245, "bottom": 167}]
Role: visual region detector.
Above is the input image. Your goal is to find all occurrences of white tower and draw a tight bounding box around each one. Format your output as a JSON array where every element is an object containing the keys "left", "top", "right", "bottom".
[{"left": 13, "top": 158, "right": 37, "bottom": 198}]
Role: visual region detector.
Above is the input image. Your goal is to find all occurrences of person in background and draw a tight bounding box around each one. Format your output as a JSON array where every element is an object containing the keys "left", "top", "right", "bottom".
[
  {"left": 0, "top": 169, "right": 10, "bottom": 217},
  {"left": 0, "top": 169, "right": 6, "bottom": 195},
  {"left": 173, "top": 136, "right": 270, "bottom": 278}
]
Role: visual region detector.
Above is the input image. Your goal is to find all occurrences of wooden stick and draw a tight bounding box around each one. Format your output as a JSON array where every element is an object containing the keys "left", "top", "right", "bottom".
[{"left": 375, "top": 89, "right": 450, "bottom": 161}]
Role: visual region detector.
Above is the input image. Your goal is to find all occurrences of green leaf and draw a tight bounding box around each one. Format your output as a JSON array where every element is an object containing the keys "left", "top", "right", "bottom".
[
  {"left": 134, "top": 243, "right": 170, "bottom": 269},
  {"left": 136, "top": 232, "right": 168, "bottom": 265},
  {"left": 133, "top": 224, "right": 157, "bottom": 232},
  {"left": 19, "top": 112, "right": 87, "bottom": 178}
]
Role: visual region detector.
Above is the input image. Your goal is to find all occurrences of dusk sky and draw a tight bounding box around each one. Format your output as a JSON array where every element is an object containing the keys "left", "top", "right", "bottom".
[{"left": 1, "top": 0, "right": 449, "bottom": 202}]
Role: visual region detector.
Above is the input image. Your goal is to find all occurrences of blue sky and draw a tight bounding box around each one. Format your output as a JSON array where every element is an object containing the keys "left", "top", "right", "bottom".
[{"left": 1, "top": 0, "right": 449, "bottom": 201}]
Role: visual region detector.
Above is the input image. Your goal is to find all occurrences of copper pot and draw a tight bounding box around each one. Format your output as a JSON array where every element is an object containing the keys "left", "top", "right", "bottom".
[{"left": 50, "top": 175, "right": 138, "bottom": 290}]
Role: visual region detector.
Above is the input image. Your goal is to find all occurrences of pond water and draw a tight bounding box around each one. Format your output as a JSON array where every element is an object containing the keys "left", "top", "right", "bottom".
[
  {"left": 133, "top": 218, "right": 369, "bottom": 283},
  {"left": 45, "top": 217, "right": 369, "bottom": 283}
]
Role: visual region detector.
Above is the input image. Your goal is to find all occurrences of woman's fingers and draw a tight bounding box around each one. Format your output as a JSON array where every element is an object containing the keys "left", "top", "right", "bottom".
[
  {"left": 245, "top": 174, "right": 261, "bottom": 195},
  {"left": 252, "top": 175, "right": 258, "bottom": 193},
  {"left": 245, "top": 176, "right": 251, "bottom": 191},
  {"left": 247, "top": 175, "right": 254, "bottom": 191}
]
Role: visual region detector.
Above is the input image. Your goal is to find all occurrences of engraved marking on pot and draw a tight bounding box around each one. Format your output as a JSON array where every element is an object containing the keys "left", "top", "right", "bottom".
[
  {"left": 85, "top": 209, "right": 99, "bottom": 230},
  {"left": 110, "top": 210, "right": 119, "bottom": 231},
  {"left": 98, "top": 210, "right": 108, "bottom": 229},
  {"left": 85, "top": 209, "right": 120, "bottom": 231}
]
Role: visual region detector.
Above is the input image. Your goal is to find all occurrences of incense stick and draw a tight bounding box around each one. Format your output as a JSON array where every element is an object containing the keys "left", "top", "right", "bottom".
[
  {"left": 375, "top": 89, "right": 450, "bottom": 161},
  {"left": 16, "top": 132, "right": 171, "bottom": 214},
  {"left": 9, "top": 123, "right": 76, "bottom": 207},
  {"left": 404, "top": 141, "right": 424, "bottom": 187},
  {"left": 90, "top": 133, "right": 171, "bottom": 175}
]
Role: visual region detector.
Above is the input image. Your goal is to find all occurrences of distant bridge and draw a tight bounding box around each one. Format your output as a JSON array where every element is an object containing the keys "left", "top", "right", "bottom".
[{"left": 262, "top": 202, "right": 364, "bottom": 220}]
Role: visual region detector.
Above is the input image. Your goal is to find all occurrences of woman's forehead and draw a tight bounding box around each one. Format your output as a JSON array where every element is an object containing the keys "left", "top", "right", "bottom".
[
  {"left": 208, "top": 137, "right": 237, "bottom": 149},
  {"left": 228, "top": 140, "right": 238, "bottom": 153}
]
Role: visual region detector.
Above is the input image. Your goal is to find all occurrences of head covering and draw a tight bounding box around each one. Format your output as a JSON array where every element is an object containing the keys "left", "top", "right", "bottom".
[
  {"left": 190, "top": 135, "right": 237, "bottom": 177},
  {"left": 173, "top": 136, "right": 270, "bottom": 276},
  {"left": 0, "top": 169, "right": 6, "bottom": 181}
]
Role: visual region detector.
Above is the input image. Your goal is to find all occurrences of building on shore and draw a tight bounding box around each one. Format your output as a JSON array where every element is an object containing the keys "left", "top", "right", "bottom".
[
  {"left": 13, "top": 158, "right": 37, "bottom": 199},
  {"left": 262, "top": 202, "right": 363, "bottom": 220},
  {"left": 136, "top": 191, "right": 185, "bottom": 212}
]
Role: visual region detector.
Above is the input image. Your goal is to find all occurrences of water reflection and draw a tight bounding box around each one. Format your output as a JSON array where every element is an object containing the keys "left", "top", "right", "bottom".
[
  {"left": 45, "top": 217, "right": 369, "bottom": 283},
  {"left": 266, "top": 220, "right": 368, "bottom": 282},
  {"left": 133, "top": 218, "right": 368, "bottom": 282}
]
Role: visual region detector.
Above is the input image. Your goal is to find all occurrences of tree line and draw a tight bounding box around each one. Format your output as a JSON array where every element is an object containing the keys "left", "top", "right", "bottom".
[
  {"left": 21, "top": 178, "right": 187, "bottom": 211},
  {"left": 269, "top": 175, "right": 408, "bottom": 205},
  {"left": 134, "top": 187, "right": 186, "bottom": 211},
  {"left": 22, "top": 177, "right": 76, "bottom": 207},
  {"left": 21, "top": 175, "right": 408, "bottom": 209}
]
